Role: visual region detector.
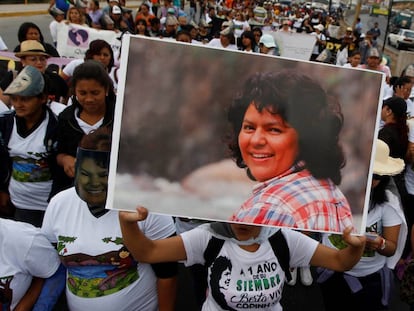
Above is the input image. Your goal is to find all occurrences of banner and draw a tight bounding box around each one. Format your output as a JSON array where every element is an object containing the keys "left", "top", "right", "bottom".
[
  {"left": 272, "top": 31, "right": 316, "bottom": 61},
  {"left": 0, "top": 51, "right": 73, "bottom": 72},
  {"left": 56, "top": 23, "right": 121, "bottom": 59}
]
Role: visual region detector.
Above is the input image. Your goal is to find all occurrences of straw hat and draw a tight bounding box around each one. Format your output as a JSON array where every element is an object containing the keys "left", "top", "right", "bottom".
[
  {"left": 15, "top": 40, "right": 50, "bottom": 58},
  {"left": 373, "top": 139, "right": 405, "bottom": 176}
]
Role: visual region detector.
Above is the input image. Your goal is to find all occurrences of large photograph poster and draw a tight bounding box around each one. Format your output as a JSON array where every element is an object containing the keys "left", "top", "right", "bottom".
[{"left": 107, "top": 35, "right": 384, "bottom": 234}]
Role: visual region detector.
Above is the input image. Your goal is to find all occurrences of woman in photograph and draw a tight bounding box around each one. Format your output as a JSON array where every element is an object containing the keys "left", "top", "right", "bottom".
[{"left": 227, "top": 70, "right": 353, "bottom": 232}]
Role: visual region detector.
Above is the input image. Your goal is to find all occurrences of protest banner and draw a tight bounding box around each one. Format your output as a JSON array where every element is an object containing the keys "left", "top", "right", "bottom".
[
  {"left": 273, "top": 31, "right": 315, "bottom": 60},
  {"left": 0, "top": 51, "right": 73, "bottom": 73},
  {"left": 56, "top": 23, "right": 121, "bottom": 59},
  {"left": 107, "top": 35, "right": 384, "bottom": 234}
]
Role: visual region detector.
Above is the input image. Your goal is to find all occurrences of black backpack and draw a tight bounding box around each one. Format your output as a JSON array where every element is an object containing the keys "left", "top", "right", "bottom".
[{"left": 203, "top": 229, "right": 292, "bottom": 282}]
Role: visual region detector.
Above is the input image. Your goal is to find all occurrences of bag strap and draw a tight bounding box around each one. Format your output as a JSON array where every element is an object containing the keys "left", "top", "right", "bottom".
[
  {"left": 203, "top": 236, "right": 225, "bottom": 268},
  {"left": 204, "top": 229, "right": 291, "bottom": 281},
  {"left": 269, "top": 230, "right": 291, "bottom": 282}
]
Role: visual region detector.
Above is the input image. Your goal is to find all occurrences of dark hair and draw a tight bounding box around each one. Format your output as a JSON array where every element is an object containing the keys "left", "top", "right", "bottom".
[
  {"left": 135, "top": 18, "right": 150, "bottom": 36},
  {"left": 227, "top": 70, "right": 345, "bottom": 184},
  {"left": 240, "top": 30, "right": 257, "bottom": 51},
  {"left": 71, "top": 60, "right": 116, "bottom": 103},
  {"left": 252, "top": 27, "right": 263, "bottom": 37},
  {"left": 150, "top": 17, "right": 161, "bottom": 27},
  {"left": 139, "top": 3, "right": 150, "bottom": 11},
  {"left": 350, "top": 50, "right": 361, "bottom": 57},
  {"left": 176, "top": 29, "right": 192, "bottom": 41},
  {"left": 79, "top": 126, "right": 112, "bottom": 152},
  {"left": 370, "top": 176, "right": 390, "bottom": 206},
  {"left": 17, "top": 22, "right": 45, "bottom": 43},
  {"left": 84, "top": 39, "right": 115, "bottom": 71},
  {"left": 210, "top": 256, "right": 236, "bottom": 311},
  {"left": 392, "top": 76, "right": 412, "bottom": 92}
]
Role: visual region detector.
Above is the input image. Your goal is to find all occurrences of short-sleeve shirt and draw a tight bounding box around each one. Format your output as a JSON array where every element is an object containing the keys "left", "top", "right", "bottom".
[
  {"left": 231, "top": 162, "right": 353, "bottom": 232},
  {"left": 41, "top": 187, "right": 176, "bottom": 311},
  {"left": 0, "top": 219, "right": 60, "bottom": 310},
  {"left": 181, "top": 227, "right": 318, "bottom": 311}
]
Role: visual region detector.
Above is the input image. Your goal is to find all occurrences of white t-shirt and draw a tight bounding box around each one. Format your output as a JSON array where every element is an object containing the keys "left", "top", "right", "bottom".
[
  {"left": 0, "top": 219, "right": 60, "bottom": 310},
  {"left": 322, "top": 190, "right": 403, "bottom": 276},
  {"left": 8, "top": 114, "right": 53, "bottom": 211},
  {"left": 406, "top": 98, "right": 414, "bottom": 118},
  {"left": 0, "top": 100, "right": 9, "bottom": 114},
  {"left": 41, "top": 187, "right": 176, "bottom": 311},
  {"left": 406, "top": 118, "right": 414, "bottom": 194},
  {"left": 181, "top": 227, "right": 318, "bottom": 311},
  {"left": 74, "top": 107, "right": 103, "bottom": 134},
  {"left": 49, "top": 20, "right": 60, "bottom": 44},
  {"left": 62, "top": 58, "right": 84, "bottom": 77},
  {"left": 233, "top": 20, "right": 250, "bottom": 38},
  {"left": 207, "top": 38, "right": 238, "bottom": 50},
  {"left": 311, "top": 32, "right": 325, "bottom": 55}
]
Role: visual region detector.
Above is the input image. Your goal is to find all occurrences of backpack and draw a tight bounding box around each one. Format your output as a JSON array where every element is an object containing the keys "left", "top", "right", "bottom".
[{"left": 203, "top": 229, "right": 292, "bottom": 282}]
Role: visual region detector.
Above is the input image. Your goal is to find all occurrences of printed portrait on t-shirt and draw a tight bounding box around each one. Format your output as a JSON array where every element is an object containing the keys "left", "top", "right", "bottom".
[{"left": 208, "top": 255, "right": 284, "bottom": 309}]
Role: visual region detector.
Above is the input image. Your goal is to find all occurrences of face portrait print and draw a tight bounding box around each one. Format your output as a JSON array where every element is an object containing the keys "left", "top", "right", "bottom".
[
  {"left": 75, "top": 148, "right": 110, "bottom": 206},
  {"left": 210, "top": 256, "right": 236, "bottom": 311},
  {"left": 219, "top": 267, "right": 232, "bottom": 290}
]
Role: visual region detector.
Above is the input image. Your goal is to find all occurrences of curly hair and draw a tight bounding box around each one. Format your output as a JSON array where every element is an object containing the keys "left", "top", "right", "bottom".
[
  {"left": 227, "top": 70, "right": 345, "bottom": 184},
  {"left": 210, "top": 256, "right": 236, "bottom": 311}
]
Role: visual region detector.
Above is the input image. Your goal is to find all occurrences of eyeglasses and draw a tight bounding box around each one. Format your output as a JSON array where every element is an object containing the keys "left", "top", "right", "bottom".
[{"left": 25, "top": 56, "right": 48, "bottom": 63}]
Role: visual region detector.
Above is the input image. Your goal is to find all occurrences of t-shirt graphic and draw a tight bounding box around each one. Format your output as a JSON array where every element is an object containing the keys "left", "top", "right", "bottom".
[
  {"left": 0, "top": 275, "right": 13, "bottom": 311},
  {"left": 210, "top": 256, "right": 283, "bottom": 310},
  {"left": 12, "top": 152, "right": 51, "bottom": 182},
  {"left": 58, "top": 235, "right": 138, "bottom": 298}
]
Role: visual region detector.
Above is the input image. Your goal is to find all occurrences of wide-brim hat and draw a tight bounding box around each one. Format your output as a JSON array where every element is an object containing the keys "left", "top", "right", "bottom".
[
  {"left": 373, "top": 139, "right": 405, "bottom": 176},
  {"left": 15, "top": 40, "right": 50, "bottom": 58}
]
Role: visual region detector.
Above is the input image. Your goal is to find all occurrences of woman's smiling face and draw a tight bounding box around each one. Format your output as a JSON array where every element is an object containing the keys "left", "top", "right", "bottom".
[
  {"left": 76, "top": 157, "right": 108, "bottom": 206},
  {"left": 238, "top": 103, "right": 299, "bottom": 182}
]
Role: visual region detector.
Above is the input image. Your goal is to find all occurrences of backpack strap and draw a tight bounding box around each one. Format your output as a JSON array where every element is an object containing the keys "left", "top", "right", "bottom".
[
  {"left": 203, "top": 229, "right": 291, "bottom": 282},
  {"left": 203, "top": 236, "right": 225, "bottom": 268},
  {"left": 269, "top": 230, "right": 291, "bottom": 282}
]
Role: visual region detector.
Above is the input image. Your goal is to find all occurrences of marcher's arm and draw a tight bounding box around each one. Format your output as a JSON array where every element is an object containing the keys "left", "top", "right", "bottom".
[
  {"left": 119, "top": 207, "right": 187, "bottom": 263},
  {"left": 157, "top": 277, "right": 177, "bottom": 311},
  {"left": 14, "top": 277, "right": 44, "bottom": 311},
  {"left": 310, "top": 227, "right": 366, "bottom": 271},
  {"left": 365, "top": 225, "right": 400, "bottom": 257},
  {"left": 56, "top": 153, "right": 76, "bottom": 178}
]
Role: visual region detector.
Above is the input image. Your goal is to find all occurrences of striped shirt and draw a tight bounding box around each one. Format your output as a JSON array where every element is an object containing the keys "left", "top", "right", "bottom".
[{"left": 230, "top": 162, "right": 353, "bottom": 232}]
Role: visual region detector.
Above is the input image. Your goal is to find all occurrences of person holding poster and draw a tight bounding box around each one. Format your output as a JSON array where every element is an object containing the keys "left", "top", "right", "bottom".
[
  {"left": 228, "top": 70, "right": 353, "bottom": 232},
  {"left": 42, "top": 127, "right": 178, "bottom": 311},
  {"left": 119, "top": 205, "right": 366, "bottom": 311},
  {"left": 318, "top": 139, "right": 407, "bottom": 310}
]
